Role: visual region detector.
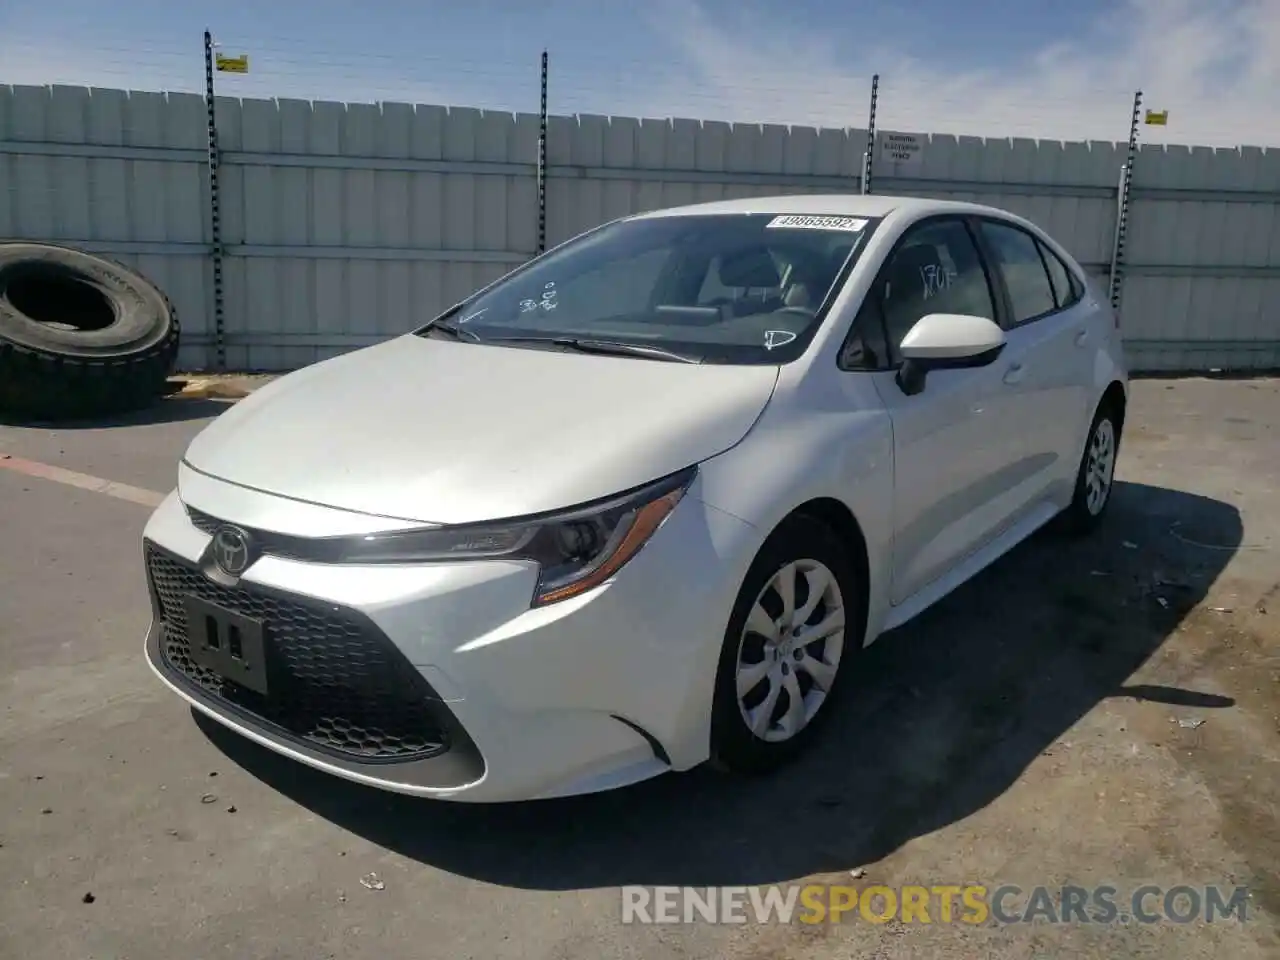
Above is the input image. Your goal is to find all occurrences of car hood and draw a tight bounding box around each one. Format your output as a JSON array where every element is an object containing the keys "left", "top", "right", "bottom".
[{"left": 183, "top": 335, "right": 780, "bottom": 525}]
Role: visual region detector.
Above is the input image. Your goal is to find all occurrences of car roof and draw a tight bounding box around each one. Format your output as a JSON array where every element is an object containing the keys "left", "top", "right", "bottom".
[{"left": 626, "top": 194, "right": 1004, "bottom": 222}]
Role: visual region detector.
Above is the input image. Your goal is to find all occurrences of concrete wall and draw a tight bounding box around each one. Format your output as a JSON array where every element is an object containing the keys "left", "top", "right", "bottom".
[{"left": 1, "top": 83, "right": 1277, "bottom": 372}]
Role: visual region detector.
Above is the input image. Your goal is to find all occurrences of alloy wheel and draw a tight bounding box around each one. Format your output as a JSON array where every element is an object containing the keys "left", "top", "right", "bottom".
[
  {"left": 1085, "top": 417, "right": 1116, "bottom": 515},
  {"left": 734, "top": 559, "right": 846, "bottom": 743}
]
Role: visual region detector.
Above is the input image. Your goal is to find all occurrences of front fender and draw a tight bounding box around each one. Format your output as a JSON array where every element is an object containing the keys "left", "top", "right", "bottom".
[{"left": 694, "top": 389, "right": 896, "bottom": 647}]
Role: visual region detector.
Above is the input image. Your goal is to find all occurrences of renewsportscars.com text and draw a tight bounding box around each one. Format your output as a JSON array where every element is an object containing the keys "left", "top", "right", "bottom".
[{"left": 620, "top": 883, "right": 1251, "bottom": 926}]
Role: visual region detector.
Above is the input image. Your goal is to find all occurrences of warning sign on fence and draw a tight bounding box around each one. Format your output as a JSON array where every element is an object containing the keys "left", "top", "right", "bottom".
[
  {"left": 216, "top": 54, "right": 249, "bottom": 74},
  {"left": 878, "top": 132, "right": 924, "bottom": 171}
]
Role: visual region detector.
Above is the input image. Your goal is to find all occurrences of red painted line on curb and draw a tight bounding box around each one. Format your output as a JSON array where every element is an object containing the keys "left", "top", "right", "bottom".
[{"left": 0, "top": 454, "right": 166, "bottom": 508}]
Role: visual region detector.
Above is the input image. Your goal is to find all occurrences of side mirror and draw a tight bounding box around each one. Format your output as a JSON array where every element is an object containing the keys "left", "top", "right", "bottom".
[{"left": 896, "top": 313, "right": 1006, "bottom": 396}]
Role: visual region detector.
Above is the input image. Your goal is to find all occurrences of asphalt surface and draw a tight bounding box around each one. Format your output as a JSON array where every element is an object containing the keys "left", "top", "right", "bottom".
[{"left": 1, "top": 378, "right": 1278, "bottom": 959}]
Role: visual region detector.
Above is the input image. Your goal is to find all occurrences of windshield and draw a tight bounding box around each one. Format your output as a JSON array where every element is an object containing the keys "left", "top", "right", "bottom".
[{"left": 419, "top": 212, "right": 881, "bottom": 364}]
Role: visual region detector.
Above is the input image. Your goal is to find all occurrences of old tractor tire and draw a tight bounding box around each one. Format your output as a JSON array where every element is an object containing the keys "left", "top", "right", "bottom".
[{"left": 0, "top": 241, "right": 180, "bottom": 420}]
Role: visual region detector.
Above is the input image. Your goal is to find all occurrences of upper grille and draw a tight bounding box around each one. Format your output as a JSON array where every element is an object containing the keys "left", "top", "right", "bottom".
[
  {"left": 146, "top": 544, "right": 450, "bottom": 762},
  {"left": 186, "top": 506, "right": 315, "bottom": 563},
  {"left": 187, "top": 506, "right": 219, "bottom": 535}
]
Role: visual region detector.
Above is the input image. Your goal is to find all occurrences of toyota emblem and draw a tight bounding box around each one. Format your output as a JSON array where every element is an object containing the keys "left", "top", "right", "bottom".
[{"left": 211, "top": 525, "right": 254, "bottom": 576}]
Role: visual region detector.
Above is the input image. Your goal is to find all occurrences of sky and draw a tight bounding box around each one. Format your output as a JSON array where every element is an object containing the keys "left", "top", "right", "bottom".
[{"left": 1, "top": 0, "right": 1278, "bottom": 149}]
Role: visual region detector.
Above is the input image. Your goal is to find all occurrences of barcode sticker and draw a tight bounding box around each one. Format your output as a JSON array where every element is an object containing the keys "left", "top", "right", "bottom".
[{"left": 766, "top": 215, "right": 869, "bottom": 232}]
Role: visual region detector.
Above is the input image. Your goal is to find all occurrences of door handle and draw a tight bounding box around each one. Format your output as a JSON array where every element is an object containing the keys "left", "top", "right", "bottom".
[
  {"left": 1003, "top": 363, "right": 1025, "bottom": 385},
  {"left": 1075, "top": 329, "right": 1089, "bottom": 347}
]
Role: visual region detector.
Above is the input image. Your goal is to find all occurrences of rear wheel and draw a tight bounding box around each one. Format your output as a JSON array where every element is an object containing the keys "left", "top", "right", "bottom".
[
  {"left": 709, "top": 514, "right": 861, "bottom": 773},
  {"left": 1061, "top": 399, "right": 1120, "bottom": 535}
]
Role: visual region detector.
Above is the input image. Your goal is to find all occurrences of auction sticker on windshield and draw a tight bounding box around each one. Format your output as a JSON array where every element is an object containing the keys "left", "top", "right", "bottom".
[{"left": 767, "top": 215, "right": 868, "bottom": 232}]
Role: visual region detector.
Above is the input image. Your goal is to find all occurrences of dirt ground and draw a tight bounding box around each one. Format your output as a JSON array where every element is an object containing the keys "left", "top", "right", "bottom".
[{"left": 0, "top": 376, "right": 1277, "bottom": 959}]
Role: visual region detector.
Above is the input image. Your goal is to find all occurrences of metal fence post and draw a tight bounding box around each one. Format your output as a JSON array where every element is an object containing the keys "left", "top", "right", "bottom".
[
  {"left": 204, "top": 30, "right": 226, "bottom": 371},
  {"left": 1109, "top": 89, "right": 1142, "bottom": 316},
  {"left": 536, "top": 50, "right": 548, "bottom": 256},
  {"left": 862, "top": 74, "right": 879, "bottom": 195}
]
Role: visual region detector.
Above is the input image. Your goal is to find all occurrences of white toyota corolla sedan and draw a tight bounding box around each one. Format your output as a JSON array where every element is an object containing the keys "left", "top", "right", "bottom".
[{"left": 143, "top": 194, "right": 1128, "bottom": 802}]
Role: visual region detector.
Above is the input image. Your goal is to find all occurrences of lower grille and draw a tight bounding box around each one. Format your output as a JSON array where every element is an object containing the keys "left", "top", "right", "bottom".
[{"left": 146, "top": 544, "right": 450, "bottom": 762}]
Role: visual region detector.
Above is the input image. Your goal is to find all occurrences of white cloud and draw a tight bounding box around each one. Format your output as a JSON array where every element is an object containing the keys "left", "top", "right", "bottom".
[{"left": 640, "top": 0, "right": 1280, "bottom": 149}]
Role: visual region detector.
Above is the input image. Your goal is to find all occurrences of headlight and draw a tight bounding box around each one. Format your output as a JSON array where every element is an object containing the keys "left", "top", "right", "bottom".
[{"left": 334, "top": 466, "right": 696, "bottom": 606}]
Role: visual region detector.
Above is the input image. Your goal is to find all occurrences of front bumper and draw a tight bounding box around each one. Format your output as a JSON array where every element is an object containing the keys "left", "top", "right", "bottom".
[{"left": 142, "top": 470, "right": 759, "bottom": 802}]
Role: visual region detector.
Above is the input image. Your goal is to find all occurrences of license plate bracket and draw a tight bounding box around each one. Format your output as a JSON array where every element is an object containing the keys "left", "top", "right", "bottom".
[{"left": 183, "top": 595, "right": 270, "bottom": 695}]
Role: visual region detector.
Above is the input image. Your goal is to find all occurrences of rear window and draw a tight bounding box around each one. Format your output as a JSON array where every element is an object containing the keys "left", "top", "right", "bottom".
[
  {"left": 422, "top": 212, "right": 881, "bottom": 364},
  {"left": 1036, "top": 238, "right": 1083, "bottom": 309}
]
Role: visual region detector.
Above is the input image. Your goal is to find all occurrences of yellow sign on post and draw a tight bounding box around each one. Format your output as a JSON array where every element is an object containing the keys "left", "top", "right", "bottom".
[
  {"left": 1144, "top": 109, "right": 1169, "bottom": 126},
  {"left": 216, "top": 54, "right": 249, "bottom": 74}
]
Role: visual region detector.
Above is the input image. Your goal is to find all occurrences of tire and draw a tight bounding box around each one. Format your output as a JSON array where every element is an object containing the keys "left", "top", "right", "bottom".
[
  {"left": 1060, "top": 398, "right": 1121, "bottom": 535},
  {"left": 709, "top": 513, "right": 862, "bottom": 774},
  {"left": 0, "top": 241, "right": 180, "bottom": 419}
]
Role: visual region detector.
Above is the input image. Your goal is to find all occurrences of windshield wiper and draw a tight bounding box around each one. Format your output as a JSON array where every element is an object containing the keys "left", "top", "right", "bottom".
[
  {"left": 485, "top": 335, "right": 702, "bottom": 364},
  {"left": 426, "top": 318, "right": 483, "bottom": 342}
]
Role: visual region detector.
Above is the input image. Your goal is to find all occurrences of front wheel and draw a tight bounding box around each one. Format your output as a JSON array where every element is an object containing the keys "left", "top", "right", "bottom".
[
  {"left": 1061, "top": 400, "right": 1120, "bottom": 535},
  {"left": 709, "top": 514, "right": 861, "bottom": 774}
]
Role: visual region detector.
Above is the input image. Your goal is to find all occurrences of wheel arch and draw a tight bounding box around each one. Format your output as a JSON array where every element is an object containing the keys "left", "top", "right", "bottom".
[
  {"left": 1100, "top": 379, "right": 1127, "bottom": 438},
  {"left": 786, "top": 496, "right": 872, "bottom": 647}
]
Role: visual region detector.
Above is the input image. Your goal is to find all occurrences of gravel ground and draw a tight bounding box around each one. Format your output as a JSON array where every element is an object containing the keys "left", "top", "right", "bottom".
[{"left": 0, "top": 376, "right": 1276, "bottom": 959}]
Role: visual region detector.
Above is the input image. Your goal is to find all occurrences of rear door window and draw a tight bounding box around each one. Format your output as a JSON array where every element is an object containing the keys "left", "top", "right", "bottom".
[
  {"left": 1036, "top": 238, "right": 1081, "bottom": 310},
  {"left": 979, "top": 220, "right": 1057, "bottom": 326}
]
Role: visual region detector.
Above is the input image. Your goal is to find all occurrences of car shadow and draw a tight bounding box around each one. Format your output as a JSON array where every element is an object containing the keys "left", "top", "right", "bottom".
[
  {"left": 0, "top": 396, "right": 233, "bottom": 429},
  {"left": 197, "top": 479, "right": 1242, "bottom": 890}
]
